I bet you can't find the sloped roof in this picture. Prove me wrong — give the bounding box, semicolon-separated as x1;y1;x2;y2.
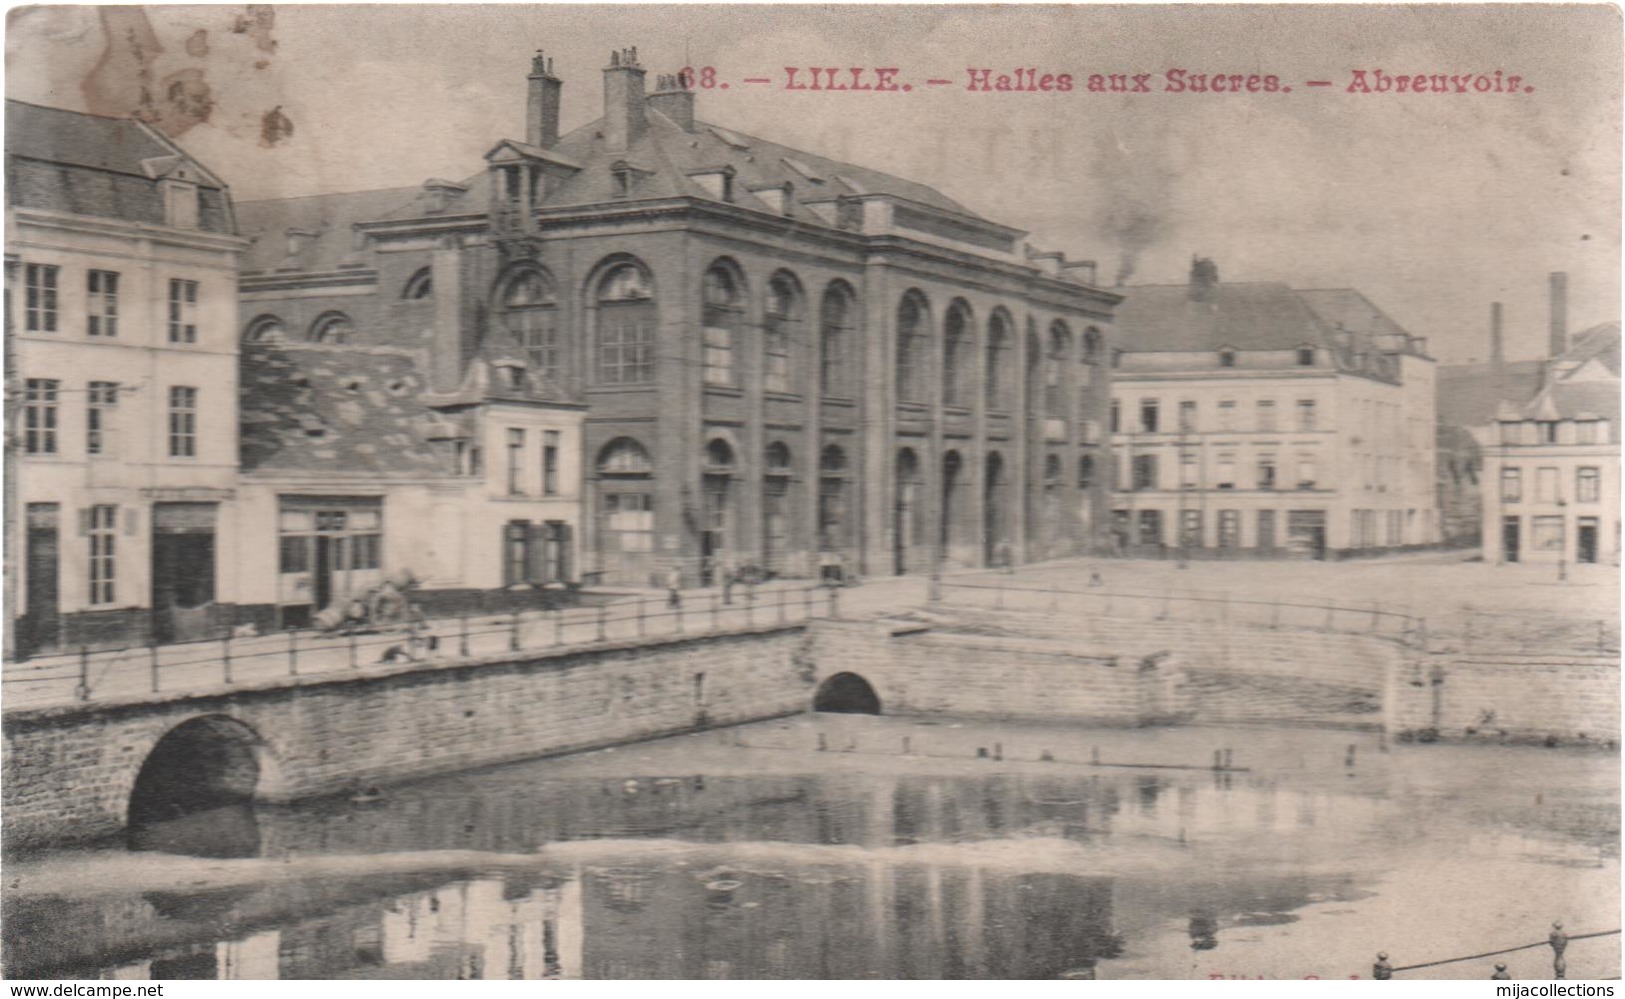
1112;282;1333;353
6;99;177;176
1295;288;1414;346
1436;361;1546;429
234;95;988;264
236;186;418;272
240;343;447;476
1562;321;1622;375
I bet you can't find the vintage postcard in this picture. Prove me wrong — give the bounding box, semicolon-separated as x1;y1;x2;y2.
1;3;1620;984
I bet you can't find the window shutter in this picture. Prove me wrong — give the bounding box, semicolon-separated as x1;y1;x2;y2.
77;508;90;537
123;508;139;536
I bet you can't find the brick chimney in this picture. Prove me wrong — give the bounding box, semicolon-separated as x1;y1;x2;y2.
1549;271;1568;358
601;47;647;150
1188;255;1219;302
527;50;562;149
647;72;695;132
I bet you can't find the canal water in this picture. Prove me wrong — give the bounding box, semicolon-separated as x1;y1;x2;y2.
4;716;1618;980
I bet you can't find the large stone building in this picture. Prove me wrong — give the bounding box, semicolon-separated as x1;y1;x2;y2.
1108;259;1439;558
5;100;249;654
1482;319;1620;567
233;49;1119;591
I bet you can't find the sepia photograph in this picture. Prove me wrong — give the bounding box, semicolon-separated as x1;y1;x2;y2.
1;2;1620;983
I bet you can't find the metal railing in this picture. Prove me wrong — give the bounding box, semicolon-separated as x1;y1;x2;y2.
938;578;1426;644
2;582;839;710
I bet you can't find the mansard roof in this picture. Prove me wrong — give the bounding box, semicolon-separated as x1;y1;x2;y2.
235;96;999;273
5;99;234;233
236;186;419;272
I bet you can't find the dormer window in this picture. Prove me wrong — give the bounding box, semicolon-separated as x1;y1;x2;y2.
1218;348;1237;368
498;362;527;391
1297;346;1316;366
689;166;736;203
752;182;794;216
162;178;201;229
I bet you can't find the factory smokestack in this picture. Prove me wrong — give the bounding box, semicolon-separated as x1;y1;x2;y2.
1549;272;1568;358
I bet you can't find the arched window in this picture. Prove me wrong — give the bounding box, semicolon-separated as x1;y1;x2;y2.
310;312;353;344
765;441;793;473
764;273;800;394
943;301;973;407
896;292;929;404
818;444;849;554
1083;328;1103;364
820;283;855;397
763;441;793;571
596;437;653;585
598;437;652;474
244;315;286;344
701;266;741;387
595;262;656;385
704;438;736;471
1045;323;1072;418
985;310;1013;411
500;269;559;382
403;268;432;300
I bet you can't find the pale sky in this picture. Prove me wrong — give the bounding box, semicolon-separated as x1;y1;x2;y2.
7;4;1620;364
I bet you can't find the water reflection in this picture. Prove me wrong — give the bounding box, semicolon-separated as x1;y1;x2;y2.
5;721;1617;980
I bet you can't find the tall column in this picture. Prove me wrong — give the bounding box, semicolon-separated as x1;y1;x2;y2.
859;260;892;577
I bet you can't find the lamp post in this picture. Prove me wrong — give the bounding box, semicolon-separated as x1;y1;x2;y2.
1557;496;1568;583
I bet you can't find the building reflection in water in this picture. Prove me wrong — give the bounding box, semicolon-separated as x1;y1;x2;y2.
85;860;1120;981
6;765;1448;980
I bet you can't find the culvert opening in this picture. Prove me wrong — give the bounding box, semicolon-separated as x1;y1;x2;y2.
127;715;265;858
812;672;882;714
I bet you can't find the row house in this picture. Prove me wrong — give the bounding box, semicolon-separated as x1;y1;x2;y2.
1108;258;1439;558
233;49;1119;591
5;100;248;654
1482;320;1619;567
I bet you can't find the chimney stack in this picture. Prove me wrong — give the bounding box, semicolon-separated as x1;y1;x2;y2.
1549;271;1568;358
1490;301;1505;366
602;47;647;150
647;72;696;132
527;50;563;149
1188;255;1219;302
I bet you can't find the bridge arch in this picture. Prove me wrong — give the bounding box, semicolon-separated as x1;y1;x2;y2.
126;714;282;856
812;672;882;714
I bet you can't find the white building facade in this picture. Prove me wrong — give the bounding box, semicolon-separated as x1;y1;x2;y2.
1108;261;1439;558
1482;322;1620;568
6;100;248;653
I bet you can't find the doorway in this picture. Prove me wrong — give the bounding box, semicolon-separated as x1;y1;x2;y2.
151;503;218;643
23;503;60;655
1578;517;1599;564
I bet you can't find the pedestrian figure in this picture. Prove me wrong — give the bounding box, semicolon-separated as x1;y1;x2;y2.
1372;953;1392;980
1089;570;1105;587
997;539;1015;574
665;563;683;609
1550;922;1568;979
1490;963;1511;980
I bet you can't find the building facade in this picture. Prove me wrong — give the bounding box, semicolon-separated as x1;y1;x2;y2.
5;100;248;654
233;50;1118;590
1482;321;1620;568
1108;260;1439;558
